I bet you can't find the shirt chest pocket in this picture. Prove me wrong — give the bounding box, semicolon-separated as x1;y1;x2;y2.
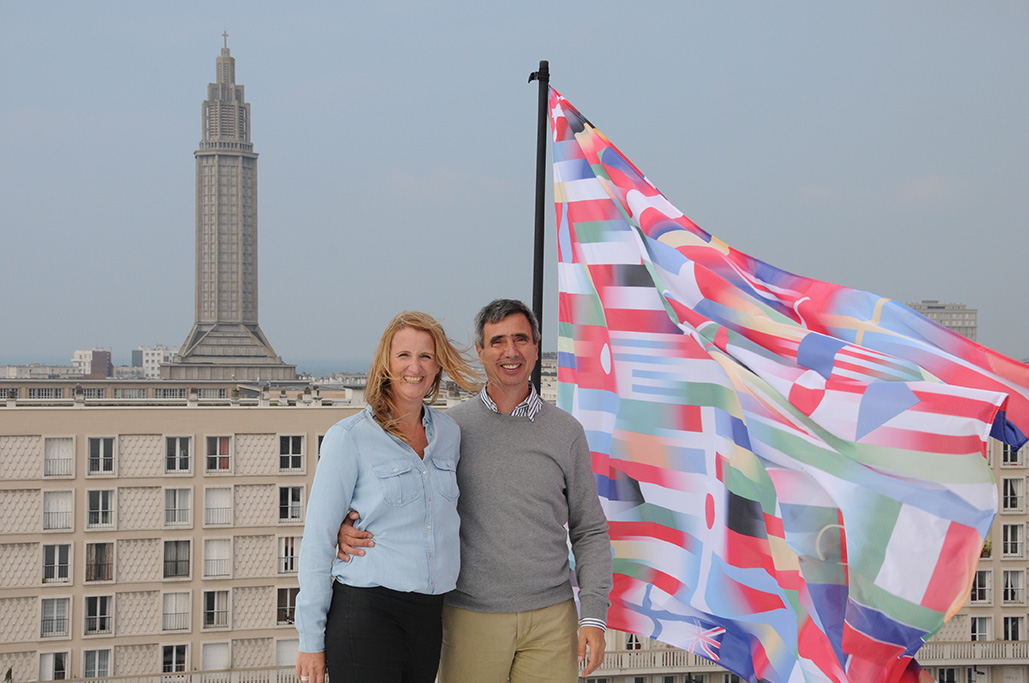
430;458;459;500
372;459;423;506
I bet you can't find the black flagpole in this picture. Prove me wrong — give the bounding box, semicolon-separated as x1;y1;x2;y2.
528;60;549;391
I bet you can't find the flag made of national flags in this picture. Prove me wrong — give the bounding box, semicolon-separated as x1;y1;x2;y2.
551;85;1029;683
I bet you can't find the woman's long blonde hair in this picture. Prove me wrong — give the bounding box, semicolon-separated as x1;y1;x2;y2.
366;311;481;443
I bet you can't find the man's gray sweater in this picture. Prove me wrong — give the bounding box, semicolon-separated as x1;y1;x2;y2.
445;397;612;625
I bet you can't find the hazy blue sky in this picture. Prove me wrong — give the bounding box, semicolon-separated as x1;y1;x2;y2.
2;2;1026;374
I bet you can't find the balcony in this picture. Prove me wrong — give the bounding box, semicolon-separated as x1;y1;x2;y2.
86;561;114;582
85;615;113;635
204;559;231;577
918;640;1029;666
43;564;70;584
43;511;73;530
205;507;232;525
44;458;74;476
163;611;190;631
40;617;69;638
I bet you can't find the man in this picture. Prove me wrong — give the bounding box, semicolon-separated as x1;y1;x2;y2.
338;299;612;682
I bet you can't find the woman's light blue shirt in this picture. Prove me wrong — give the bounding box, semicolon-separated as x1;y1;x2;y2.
295;404;461;653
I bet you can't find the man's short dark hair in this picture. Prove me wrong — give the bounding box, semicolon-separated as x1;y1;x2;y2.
473;299;541;347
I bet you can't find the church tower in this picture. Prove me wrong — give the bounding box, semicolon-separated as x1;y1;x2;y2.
164;37;296;381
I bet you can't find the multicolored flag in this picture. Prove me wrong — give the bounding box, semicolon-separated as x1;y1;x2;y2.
550;85;1029;682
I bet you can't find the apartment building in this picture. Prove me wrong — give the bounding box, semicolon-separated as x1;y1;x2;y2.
2;378;1024;683
0;379;357;682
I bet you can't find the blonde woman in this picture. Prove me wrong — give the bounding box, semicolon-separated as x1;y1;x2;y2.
295;312;479;683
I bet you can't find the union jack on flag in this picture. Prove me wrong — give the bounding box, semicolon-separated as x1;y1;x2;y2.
550;85;1029;682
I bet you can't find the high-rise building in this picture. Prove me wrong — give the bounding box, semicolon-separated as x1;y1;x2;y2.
908;299;978;341
164;38;295;381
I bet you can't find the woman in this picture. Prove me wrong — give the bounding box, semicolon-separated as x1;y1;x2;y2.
294;311;479;683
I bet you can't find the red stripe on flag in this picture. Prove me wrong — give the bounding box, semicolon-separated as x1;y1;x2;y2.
920;521;983;613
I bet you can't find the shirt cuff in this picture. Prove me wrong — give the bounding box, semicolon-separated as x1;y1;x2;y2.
578;617;607;632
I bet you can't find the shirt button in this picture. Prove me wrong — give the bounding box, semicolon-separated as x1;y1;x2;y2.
426;525;432;530
421;471;427;476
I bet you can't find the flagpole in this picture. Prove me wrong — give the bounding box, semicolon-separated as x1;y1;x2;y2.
528;59;549;391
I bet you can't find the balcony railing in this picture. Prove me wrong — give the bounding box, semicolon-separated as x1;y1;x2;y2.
43;564;70;583
162;611;189;631
165;508;191;525
278;556;297;574
87;510;114;528
43;511;72;530
205;507;231;525
85;615;113;635
44;458;74;476
25;665;304;683
86;561;114;582
164;559;190;578
41;617;69;638
204;559;230;577
203;609;229;629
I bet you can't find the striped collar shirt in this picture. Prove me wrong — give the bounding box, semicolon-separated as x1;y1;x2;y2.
478;382;544;421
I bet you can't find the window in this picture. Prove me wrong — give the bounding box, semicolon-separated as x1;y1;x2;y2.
203;590;229;628
41;597;70;637
626;634;642;650
83;649;111;678
685;676;708;683
44;437;74;477
206;436;231;472
277;587;299;625
278;536;298;574
39;652;68;681
87;437;115;475
1003;443;1024;467
43;491;73;530
971;616;990;641
275;639;299;666
204;539;231;578
87;490;114;528
83;388;105;399
162;645;188;673
205;487;232;525
164;540;190;578
633;678;646;683
162;592;190;631
1004;570;1025;604
85;595;113;635
43;544;70;584
166;437;191;473
1005;616;1024;641
936;669;957;683
279;487;302;521
155;388;187;400
85;542;114;582
202;642;230;671
1003;524;1024;558
165;488;191;526
29;387;63;399
970;570;992;604
1004;478;1025;511
280;435;304;470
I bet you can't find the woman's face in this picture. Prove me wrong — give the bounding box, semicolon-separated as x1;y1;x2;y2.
388;326;440;403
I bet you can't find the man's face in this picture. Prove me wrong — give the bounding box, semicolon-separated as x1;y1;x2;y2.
477;313;539;393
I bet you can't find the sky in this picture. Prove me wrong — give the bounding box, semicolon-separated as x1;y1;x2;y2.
1;2;1026;375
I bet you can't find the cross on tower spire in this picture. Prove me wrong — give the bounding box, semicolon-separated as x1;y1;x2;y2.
222;31;228;48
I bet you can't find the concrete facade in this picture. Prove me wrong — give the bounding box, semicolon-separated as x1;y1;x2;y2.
0;379;354;681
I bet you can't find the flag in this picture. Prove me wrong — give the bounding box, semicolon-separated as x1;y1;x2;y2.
551;85;1029;683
